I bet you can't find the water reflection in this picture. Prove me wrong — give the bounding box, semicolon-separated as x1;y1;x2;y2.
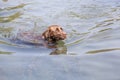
0;26;14;38
2;0;8;2
0;12;21;23
0;3;27;23
50;41;67;55
89;19;115;30
0;3;26;11
0;50;13;54
86;48;120;54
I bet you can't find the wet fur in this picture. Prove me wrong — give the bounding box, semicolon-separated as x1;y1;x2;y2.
42;25;66;43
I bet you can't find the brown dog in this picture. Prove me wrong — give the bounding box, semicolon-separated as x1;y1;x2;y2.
14;25;66;45
42;25;67;43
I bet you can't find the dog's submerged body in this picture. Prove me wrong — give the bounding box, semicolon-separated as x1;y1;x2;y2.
12;25;66;47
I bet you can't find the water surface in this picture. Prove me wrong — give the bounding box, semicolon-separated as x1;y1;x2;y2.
0;0;120;80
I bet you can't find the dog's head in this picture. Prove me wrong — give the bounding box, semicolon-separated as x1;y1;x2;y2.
42;25;67;43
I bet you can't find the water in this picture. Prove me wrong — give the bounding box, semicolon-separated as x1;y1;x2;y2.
0;0;120;80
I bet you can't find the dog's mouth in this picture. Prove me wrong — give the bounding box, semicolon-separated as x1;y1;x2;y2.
50;35;66;41
46;33;66;42
59;34;67;40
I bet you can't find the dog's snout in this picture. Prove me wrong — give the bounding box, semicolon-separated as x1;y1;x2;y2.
63;31;67;35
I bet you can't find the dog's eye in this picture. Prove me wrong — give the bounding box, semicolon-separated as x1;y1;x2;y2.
56;28;60;31
49;30;52;32
60;28;63;30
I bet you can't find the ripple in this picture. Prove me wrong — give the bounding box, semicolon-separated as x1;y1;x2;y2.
86;48;120;54
0;3;26;11
0;50;13;55
0;12;22;23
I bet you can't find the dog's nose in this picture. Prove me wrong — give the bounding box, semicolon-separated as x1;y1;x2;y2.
63;31;67;35
61;32;67;40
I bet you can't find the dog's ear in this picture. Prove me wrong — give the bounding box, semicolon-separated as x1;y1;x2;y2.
48;29;52;33
42;30;48;39
42;32;45;39
42;28;53;40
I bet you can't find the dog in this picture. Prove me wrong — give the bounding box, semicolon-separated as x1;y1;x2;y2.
42;25;67;43
13;25;66;45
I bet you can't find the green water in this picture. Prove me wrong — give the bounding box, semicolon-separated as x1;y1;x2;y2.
0;0;120;80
